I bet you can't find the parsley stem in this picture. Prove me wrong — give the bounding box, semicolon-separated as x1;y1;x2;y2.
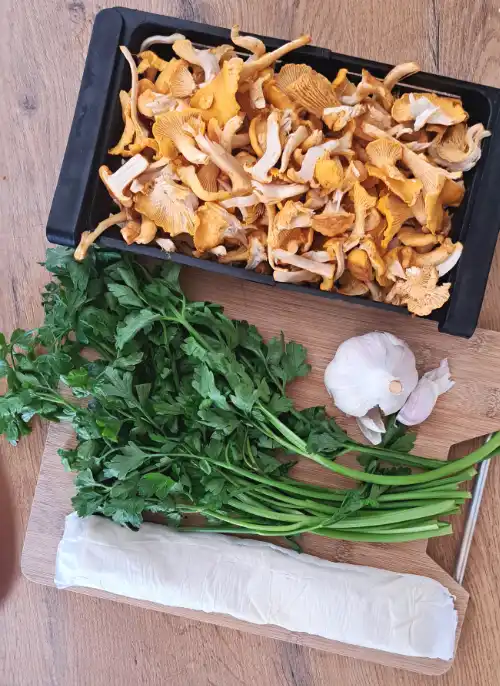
317;525;452;543
161;321;179;393
179;520;453;542
201;511;322;533
248;487;341;514
289;500;455;529
257;404;500;486
174;316;215;353
36;392;75;411
345;442;444;470
389;468;477;492
174;456;345;501
377;490;470;502
228;498;313;522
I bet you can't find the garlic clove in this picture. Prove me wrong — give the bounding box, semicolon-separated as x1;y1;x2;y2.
356;407;386;445
397;359;454;426
324;331;418;417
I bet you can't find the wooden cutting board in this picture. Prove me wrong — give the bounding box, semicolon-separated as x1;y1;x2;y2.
22;267;500;675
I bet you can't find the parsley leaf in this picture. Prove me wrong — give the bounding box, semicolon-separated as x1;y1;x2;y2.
116;310;161;350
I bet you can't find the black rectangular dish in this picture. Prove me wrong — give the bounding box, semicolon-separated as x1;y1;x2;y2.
46;6;500;337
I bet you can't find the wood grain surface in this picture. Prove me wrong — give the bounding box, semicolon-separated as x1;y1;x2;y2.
2;1;500;685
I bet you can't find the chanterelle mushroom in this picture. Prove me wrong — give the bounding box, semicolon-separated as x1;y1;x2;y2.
383;61;420;92
247;111;282;182
177;165;231;201
172;39;220;84
119;47;151;149
252;180;309;204
342;69;393;110
312;201;354;237
75;211;127;262
230;25;266;60
134;170;199;236
194;202;246;252
386;266;451;316
377;193;414;248
288;137;352;184
345;182;377;249
276;63;339;117
430;122;491;172
270;201;314;253
88;37;490;317
109;91;135;156
140;33;186;52
240;35;312;80
392;93;467;131
195;134;252;194
190;58;243;125
273;248;336;281
153;110;208;165
99;154;149;208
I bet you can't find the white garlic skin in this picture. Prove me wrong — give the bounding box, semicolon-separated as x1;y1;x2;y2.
397;359;454;426
324;331;419;417
356;407;386;445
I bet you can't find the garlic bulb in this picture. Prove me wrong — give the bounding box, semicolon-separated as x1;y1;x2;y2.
397;359;454;426
356;407;386;445
324;331;418;417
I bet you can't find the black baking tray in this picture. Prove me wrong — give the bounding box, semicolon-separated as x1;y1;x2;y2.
46;6;500;337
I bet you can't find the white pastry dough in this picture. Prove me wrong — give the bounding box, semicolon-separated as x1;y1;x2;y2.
55;513;457;660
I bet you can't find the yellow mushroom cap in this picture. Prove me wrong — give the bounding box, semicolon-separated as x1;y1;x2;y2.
172;39;220;84
386;265;451;316
312;203;354;237
153;110;208;164
134;173;198;237
347;249;373;282
176;165;230;202
137;50;170;74
190;58;243;125
392;93;467;130
366;164;422;207
377;193;414;248
276;62;339;117
338;272;370;297
193;202;246;252
271;200;314;252
398;227;440;248
346;182;377;248
155;58;196;98
366;138;405;179
360;237;386;283
314;156;344;192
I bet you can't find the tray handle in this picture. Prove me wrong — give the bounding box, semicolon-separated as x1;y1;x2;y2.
46;9;124;246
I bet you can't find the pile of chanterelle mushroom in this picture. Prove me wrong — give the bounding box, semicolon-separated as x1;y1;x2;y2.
75;27;491;316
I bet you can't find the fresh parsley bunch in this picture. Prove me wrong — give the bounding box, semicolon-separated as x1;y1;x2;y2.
0;247;492;542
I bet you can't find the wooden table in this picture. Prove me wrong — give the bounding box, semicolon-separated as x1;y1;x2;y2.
1;1;500;684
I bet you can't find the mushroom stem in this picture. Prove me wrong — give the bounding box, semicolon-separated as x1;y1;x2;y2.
140;34;186;52
74;211;127;262
240;35;311;80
